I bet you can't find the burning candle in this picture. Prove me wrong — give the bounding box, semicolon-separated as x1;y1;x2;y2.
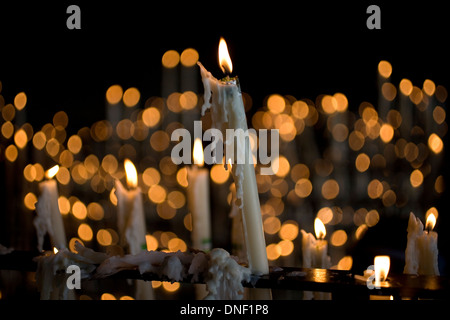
369;255;393;300
34;165;67;251
186;138;212;251
197;38;268;275
404;212;439;275
115;159;147;255
374;255;390;286
301;218;331;269
115;159;154;300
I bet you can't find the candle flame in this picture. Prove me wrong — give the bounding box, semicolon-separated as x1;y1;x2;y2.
193;138;204;167
124;159;138;189
53;247;59;254
314;218;326;240
45;165;59;179
425;213;436;231
218;37;233;74
374;255;390;283
227;158;232;170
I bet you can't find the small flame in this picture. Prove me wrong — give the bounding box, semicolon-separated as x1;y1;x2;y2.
45;165;60;179
374;255;390;283
193;138;204;167
425;213;436;231
314;218;326;240
218;37;233;74
53;247;59;254
227;158;233;170
124;159;138;189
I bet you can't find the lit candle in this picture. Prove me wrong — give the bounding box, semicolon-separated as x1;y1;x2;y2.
301;218;331;269
374;255;390;286
34;165;67;251
115;159;147;255
197;38;268;275
404;212;439;275
186;138;212;251
115;159;154;300
370;255;393;300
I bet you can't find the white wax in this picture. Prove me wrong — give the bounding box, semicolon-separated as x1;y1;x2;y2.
35;249;71;300
198;62;268;275
301;230;330;269
115;179;154;299
115;180;147;255
187;166;212;251
229;184;247;264
417;230;439;275
404;212;439;275
34;179;67;251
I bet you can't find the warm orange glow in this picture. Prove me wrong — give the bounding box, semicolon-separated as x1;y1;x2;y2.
267;94;286;114
314;218;326;240
180;48;199;67
426;213;436;231
374;255;390;283
410;169;424;188
321;179;339;200
378;60;392;79
123;87;140;108
193;138;204;166
423;79;436;96
78;223;93;241
162;50;180;68
146;234;158;251
399;78;413;96
218;37;233;74
53;247;59;254
379;123;394;143
106;85;123;104
124;159;138;189
14;129;28;149
210;164;230;184
330;230;347;247
14;92;27;111
428;133;443;154
24;192;38;210
162;282;180;292
45;165;59;179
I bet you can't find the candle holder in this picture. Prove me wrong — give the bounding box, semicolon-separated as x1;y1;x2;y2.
1;250;449;300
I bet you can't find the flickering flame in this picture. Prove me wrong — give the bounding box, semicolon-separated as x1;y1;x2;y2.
218;37;233;74
193;138;204;167
53;247;59;254
425;213;436;231
227;158;233;170
124;159;138;189
45;165;60;179
374;255;390;283
314;218;326;240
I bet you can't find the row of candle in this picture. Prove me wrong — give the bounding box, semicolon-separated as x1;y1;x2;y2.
0;38;442;300
0;77;442;248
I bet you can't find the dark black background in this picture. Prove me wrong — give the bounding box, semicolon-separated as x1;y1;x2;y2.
0;1;448;128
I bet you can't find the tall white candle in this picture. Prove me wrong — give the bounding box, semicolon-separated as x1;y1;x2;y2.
115;159;154;299
404;212;439;275
186;138;212;251
197;39;268;275
34;165;67;251
115;159;147;255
